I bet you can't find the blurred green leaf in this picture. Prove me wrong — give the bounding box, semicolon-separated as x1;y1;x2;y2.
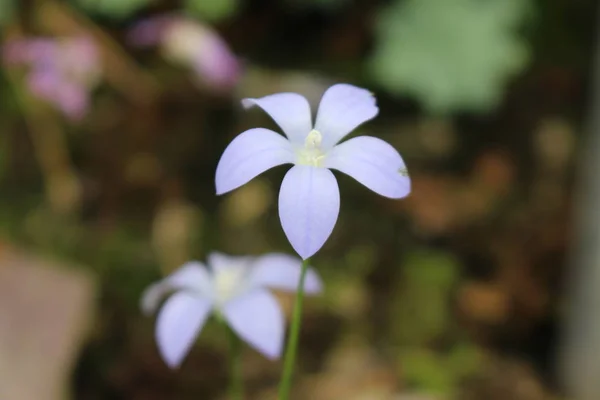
400;348;456;395
185;0;238;22
75;0;151;19
0;0;15;26
404;250;460;288
370;0;532;113
343;244;377;275
446;343;482;379
0;135;8;189
390;250;460;345
399;345;482;395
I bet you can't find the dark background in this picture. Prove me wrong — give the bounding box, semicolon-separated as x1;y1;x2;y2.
0;0;596;399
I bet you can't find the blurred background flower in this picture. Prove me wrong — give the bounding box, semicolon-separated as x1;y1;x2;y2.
3;36;101;120
128;15;241;91
141;253;321;367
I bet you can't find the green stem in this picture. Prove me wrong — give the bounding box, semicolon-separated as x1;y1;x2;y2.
278;257;311;400
227;326;243;400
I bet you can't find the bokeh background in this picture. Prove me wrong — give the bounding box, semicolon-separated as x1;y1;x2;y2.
0;0;597;399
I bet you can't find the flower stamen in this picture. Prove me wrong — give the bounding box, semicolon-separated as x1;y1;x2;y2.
305;129;322;149
297;130;326;167
214;267;246;306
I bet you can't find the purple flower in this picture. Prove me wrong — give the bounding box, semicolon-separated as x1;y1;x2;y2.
141;252;322;368
3;36;101;120
128;15;240;89
215;84;411;259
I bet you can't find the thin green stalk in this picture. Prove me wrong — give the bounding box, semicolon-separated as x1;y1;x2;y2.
278;257;310;400
227;326;243;400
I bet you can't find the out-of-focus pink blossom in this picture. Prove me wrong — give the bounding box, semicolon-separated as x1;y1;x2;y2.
2;36;101;120
128;15;241;90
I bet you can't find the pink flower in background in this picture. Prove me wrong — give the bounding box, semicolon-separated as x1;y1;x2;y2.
141;252;322;368
128;15;241;90
3;36;101;120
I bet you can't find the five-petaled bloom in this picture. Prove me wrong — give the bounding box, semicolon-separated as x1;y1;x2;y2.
141;252;322;368
215;84;411;259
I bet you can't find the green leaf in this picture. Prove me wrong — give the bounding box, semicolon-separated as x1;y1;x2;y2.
0;130;7;182
0;0;15;27
389;250;460;345
370;0;532;114
185;0;238;22
446;343;482;379
75;0;151;19
400;348;457;394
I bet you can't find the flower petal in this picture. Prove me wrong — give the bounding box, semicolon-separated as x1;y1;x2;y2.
55;82;88;120
155;292;212;368
242;93;312;144
222;289;284;359
189;25;240;89
279;165;340;259
141;261;211;314
3;38;57;65
325;136;411;199
249;253;323;294
216;128;294;195
208;252;253;274
207;252;235;273
314;84;379;149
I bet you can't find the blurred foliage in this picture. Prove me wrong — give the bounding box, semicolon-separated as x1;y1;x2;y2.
0;134;7;183
370;0;532;113
390;250;459;345
184;0;239;22
400;349;453;395
286;0;350;11
74;0;151;19
0;0;15;26
388;250;483;397
400;344;482;396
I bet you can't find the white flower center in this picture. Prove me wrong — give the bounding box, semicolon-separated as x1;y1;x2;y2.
296;130;326;167
213;266;247;306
